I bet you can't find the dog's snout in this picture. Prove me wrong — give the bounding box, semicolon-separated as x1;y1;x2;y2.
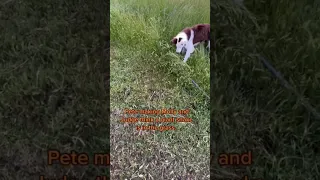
181;47;187;54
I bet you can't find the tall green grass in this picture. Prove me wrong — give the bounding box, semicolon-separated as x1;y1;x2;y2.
111;0;210;94
110;0;210;178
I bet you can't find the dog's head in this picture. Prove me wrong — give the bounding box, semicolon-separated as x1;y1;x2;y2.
171;33;188;54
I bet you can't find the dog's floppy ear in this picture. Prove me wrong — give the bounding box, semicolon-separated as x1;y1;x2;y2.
195;24;205;30
171;37;178;44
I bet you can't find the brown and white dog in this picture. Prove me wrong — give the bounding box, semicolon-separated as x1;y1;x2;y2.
171;24;210;63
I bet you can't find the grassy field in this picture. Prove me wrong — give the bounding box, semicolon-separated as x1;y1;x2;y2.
212;0;320;179
2;0;319;179
0;0;109;179
110;0;210;179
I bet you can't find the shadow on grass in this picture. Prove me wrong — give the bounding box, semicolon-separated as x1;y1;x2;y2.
211;0;320;179
0;0;109;179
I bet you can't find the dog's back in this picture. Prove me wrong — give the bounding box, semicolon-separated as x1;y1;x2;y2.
192;24;210;43
182;24;210;44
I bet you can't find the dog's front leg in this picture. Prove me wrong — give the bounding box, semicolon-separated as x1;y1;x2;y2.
183;50;191;63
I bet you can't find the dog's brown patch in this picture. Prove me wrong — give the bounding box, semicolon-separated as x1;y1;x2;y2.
182;24;210;44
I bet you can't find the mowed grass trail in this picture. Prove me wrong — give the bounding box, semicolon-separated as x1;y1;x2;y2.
212;0;320;179
110;0;210;179
0;0;109;179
